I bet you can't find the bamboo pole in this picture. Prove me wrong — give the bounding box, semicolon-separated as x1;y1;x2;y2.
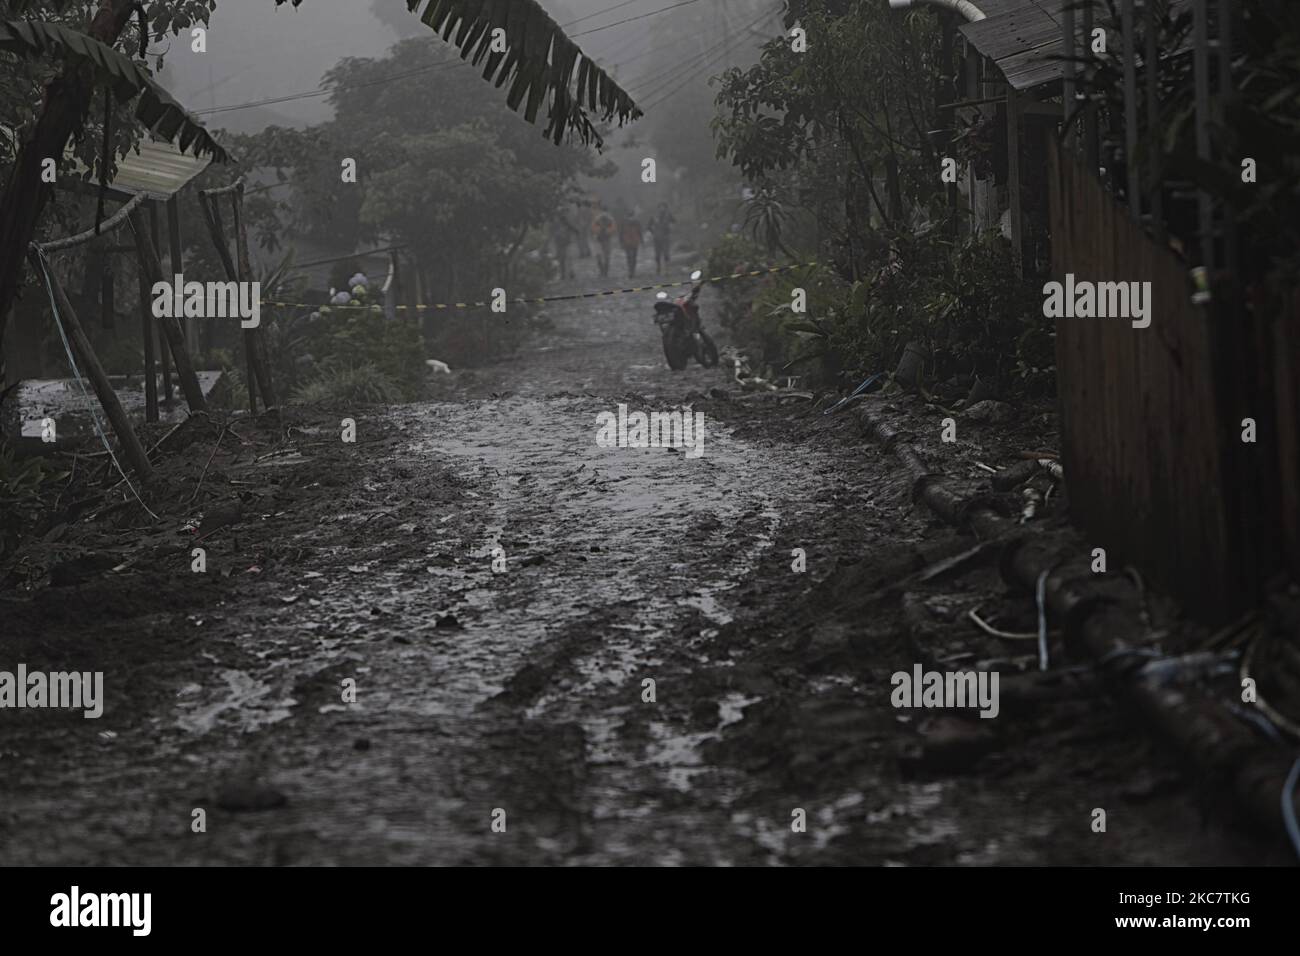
197;191;257;413
166;196;195;357
149;203;172;405
232;183;277;408
128;210;207;414
138;253;157;422
27;249;153;482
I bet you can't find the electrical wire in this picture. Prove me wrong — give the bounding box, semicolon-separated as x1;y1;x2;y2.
636;4;779;109
196;0;703;117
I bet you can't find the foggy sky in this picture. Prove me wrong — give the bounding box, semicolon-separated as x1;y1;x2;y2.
160;0;773;135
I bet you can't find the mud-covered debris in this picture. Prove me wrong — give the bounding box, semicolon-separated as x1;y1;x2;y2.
48;553;118;587
708;387;731;401
197;500;244;537
215;782;287;812
964;400;1014;424
900;716;999;775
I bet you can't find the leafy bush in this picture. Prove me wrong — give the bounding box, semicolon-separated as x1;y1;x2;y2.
292;361;402;407
715;229;1051;394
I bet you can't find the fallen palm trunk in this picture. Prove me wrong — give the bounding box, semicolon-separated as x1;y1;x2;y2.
857;404;1300;844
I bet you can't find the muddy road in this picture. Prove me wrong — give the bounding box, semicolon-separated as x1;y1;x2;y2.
0;255;1283;866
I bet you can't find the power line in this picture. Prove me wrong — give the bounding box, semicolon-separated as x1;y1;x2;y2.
567;0;701;38
561;0;641;28
196;0;702;118
635;5;776;108
639;12;771;112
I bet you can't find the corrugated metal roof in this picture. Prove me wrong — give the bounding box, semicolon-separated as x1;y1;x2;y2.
64;137;212;201
960;0;1070;92
962;0;1192;93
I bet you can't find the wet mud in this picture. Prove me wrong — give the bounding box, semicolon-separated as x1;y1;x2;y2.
0;255;1285;865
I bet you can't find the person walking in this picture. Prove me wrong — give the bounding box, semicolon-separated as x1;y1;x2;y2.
576;199;594;259
591;202;616;278
649;202;675;275
620;209;643;279
549;212;579;280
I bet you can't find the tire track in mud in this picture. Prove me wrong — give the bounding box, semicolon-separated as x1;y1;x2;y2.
383;396;846;863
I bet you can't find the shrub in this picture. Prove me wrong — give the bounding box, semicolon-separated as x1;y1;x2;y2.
293;361;402;407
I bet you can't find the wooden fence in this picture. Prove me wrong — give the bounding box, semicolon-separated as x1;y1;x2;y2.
1049;139;1299;623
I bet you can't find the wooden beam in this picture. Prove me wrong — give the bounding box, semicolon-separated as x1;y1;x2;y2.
1193;0;1214;270
28;249;152;482
129;209;207;414
1144;0;1164;242
149;202;172;405
1082;0;1099;170
197;191;256;413
232;183;278;408
1007;86;1024;277
166;195;194;357
138;249;157;423
1122;0;1140;221
1062;3;1076;148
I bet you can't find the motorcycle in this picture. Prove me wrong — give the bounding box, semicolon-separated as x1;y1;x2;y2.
653;270;719;371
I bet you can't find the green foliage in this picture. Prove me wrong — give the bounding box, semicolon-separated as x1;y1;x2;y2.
238;34;613;307
0;447;67;558
292;360;401;407
705;232;766;331
1073;1;1300;282
304;300;425;402
0;446;64;500
716;230;1049;394
0;12;224;161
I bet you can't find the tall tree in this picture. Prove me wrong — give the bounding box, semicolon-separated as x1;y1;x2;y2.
0;0;639;387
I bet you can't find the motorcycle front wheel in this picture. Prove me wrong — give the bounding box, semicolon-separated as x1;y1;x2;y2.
695;330;719;368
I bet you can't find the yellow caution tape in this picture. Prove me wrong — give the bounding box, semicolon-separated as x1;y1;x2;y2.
261;262;818;313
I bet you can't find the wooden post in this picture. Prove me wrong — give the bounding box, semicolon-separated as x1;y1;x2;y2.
166;196;194;358
1193;0;1214;271
1007;86;1023;277
232;183;277;408
129;210;207;414
1082;0;1099;170
138;254;157;422
29;249;153;482
1121;0;1140;221
1144;0;1164;243
1063;2;1076;149
197;192;257;413
149;202;172;405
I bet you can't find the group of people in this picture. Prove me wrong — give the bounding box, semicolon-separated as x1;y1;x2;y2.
549;199;676;281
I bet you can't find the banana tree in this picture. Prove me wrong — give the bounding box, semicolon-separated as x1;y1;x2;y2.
0;0;640;387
